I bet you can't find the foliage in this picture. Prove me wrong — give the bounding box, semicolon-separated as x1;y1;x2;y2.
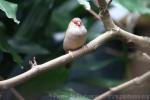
50;87;90;100
0;0;148;99
115;0;150;14
0;33;22;63
77;0;91;10
0;0;19;23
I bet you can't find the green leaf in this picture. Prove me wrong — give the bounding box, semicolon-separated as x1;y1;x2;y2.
0;0;19;23
51;0;78;30
77;0;91;10
0;34;22;64
50;87;90;100
9;39;49;55
73;55;117;71
115;0;150;14
74;76;125;88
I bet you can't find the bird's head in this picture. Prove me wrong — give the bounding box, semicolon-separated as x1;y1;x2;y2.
66;17;87;36
71;18;82;27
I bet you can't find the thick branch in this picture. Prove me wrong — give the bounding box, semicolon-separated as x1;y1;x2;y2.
0;30;115;90
94;0;150;99
118;29;150;50
0;27;150;91
97;0;116;30
94;71;150;100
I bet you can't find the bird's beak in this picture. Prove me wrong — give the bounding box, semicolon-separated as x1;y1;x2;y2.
77;21;81;26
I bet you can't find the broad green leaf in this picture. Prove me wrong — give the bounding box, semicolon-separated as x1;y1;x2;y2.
0;34;22;64
9;39;49;55
0;0;19;23
51;0;78;30
50;87;90;100
77;0;91;10
15;0;53;39
115;0;150;14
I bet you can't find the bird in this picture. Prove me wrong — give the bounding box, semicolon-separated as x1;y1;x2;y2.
63;17;87;68
63;17;87;51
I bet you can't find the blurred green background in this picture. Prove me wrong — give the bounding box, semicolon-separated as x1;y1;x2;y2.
0;0;150;99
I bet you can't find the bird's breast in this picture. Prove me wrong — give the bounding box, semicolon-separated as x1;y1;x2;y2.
63;25;87;51
63;33;86;51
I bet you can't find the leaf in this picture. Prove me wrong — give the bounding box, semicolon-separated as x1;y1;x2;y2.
74;76;125;88
0;34;22;64
0;0;19;23
72;54;117;71
88;21;105;41
51;0;78;30
8;39;49;55
115;0;150;14
49;87;90;100
77;0;91;10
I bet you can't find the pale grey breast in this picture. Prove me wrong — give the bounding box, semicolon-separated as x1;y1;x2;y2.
63;24;87;51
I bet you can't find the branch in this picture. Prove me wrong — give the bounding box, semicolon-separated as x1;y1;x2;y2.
0;30;116;91
96;0;150;52
94;0;150;99
97;0;116;30
94;71;150;100
86;9;101;20
118;28;150;51
0;27;150;91
0;76;25;100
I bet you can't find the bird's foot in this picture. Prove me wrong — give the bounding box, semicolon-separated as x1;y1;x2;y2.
83;45;88;49
68;51;74;58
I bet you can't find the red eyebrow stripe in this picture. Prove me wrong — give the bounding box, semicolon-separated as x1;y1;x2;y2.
72;19;78;23
72;19;81;26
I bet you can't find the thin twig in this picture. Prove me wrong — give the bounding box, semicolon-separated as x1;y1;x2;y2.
86;9;101;20
94;71;150;100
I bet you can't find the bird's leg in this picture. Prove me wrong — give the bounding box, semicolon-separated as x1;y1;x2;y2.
68;45;88;58
83;45;88;49
68;51;74;58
